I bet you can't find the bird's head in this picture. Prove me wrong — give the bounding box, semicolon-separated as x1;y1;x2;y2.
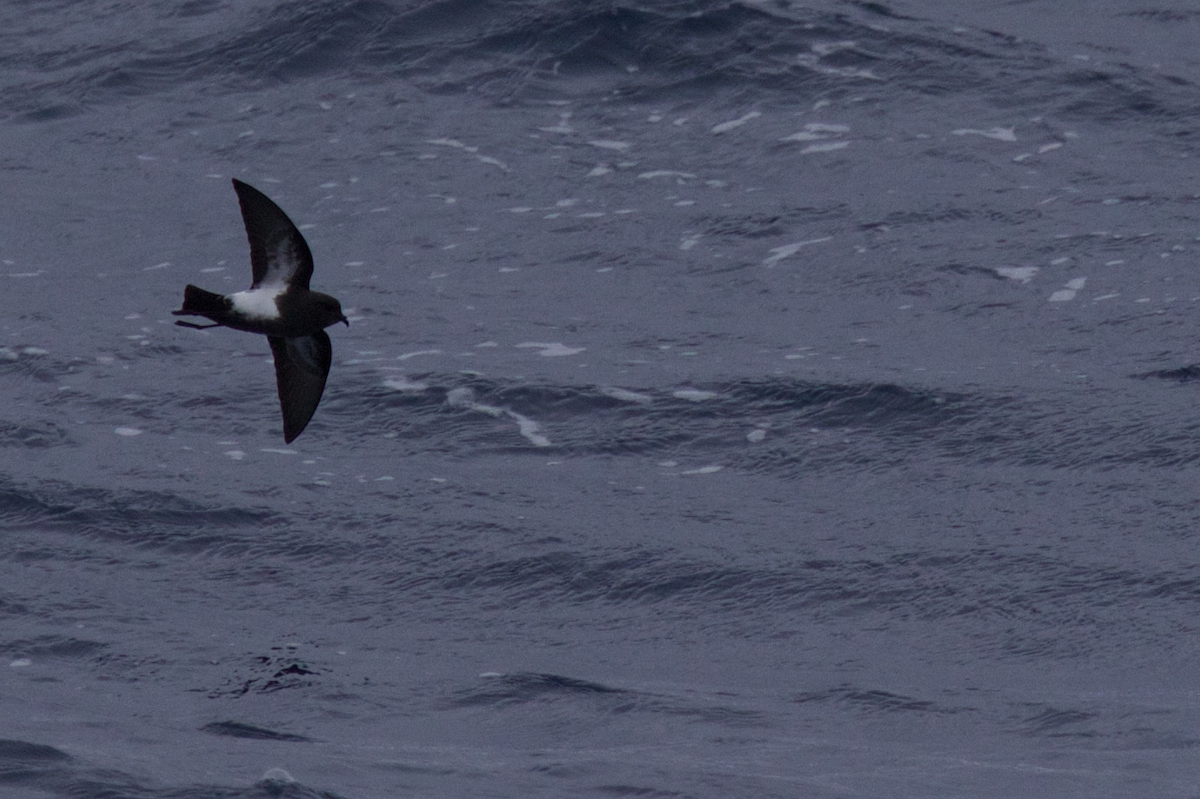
314;293;349;329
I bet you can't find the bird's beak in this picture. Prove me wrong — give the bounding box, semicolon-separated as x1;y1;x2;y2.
341;316;350;327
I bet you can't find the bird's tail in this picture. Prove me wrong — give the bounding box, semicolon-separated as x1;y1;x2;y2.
175;284;227;317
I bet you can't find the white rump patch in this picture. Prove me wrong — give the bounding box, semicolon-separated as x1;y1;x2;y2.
229;288;282;320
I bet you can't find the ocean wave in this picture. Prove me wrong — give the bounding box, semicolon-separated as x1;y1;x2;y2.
7;0;1194;123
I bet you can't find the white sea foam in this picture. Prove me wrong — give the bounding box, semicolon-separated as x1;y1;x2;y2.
477;155;509;171
516;342;585;357
710;111;761;134
673;389;717;401
800;141;851;154
996;266;1038;283
383;376;428;392
1049;277;1087;302
261;769;295;784
446;387;552;447
952;127;1017;141
638;170;696;180
512;414;552;448
589;139;631;151
763;237;833;266
398;349;442;360
601;387;653;404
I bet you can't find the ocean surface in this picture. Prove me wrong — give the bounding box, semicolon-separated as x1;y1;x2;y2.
4;1;1200;796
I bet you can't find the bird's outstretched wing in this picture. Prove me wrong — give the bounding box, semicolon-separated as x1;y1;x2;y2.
268;332;331;443
233;179;314;291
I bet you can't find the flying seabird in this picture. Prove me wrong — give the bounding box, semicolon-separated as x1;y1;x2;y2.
173;178;348;443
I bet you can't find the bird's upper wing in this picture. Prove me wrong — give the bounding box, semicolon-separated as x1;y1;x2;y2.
233;179;314;291
268;332;332;443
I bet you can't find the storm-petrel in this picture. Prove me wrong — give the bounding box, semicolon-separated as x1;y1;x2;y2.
173;179;348;443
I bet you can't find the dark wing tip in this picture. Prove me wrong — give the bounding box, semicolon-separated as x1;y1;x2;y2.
269;333;332;444
231;177;268;207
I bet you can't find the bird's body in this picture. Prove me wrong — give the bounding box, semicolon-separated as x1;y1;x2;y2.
173;179;347;443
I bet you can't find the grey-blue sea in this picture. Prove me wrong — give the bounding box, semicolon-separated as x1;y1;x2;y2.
4;1;1200;796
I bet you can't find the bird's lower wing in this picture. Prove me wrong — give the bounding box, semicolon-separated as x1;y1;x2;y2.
268;332;332;443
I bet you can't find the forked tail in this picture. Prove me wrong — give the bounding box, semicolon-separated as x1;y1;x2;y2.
174;284;227;318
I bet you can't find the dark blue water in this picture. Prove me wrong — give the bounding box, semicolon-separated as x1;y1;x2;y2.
5;1;1200;796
